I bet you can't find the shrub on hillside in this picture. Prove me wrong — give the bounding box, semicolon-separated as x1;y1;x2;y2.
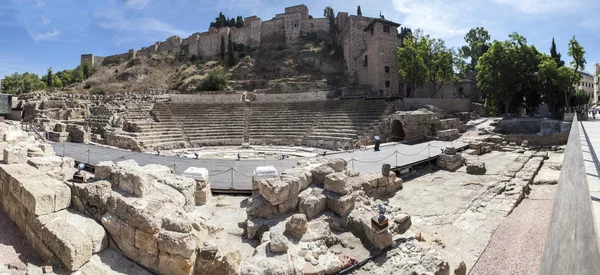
275;43;286;51
91;87;106;95
84;82;92;89
198;68;229;91
303;43;313;50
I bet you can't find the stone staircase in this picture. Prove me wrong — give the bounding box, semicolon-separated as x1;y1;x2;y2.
115;99;391;151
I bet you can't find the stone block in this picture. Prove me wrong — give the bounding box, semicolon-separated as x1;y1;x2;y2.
38;144;54;154
135;229;158;256
285;214;307;238
326;158;347;172
38;214;94;271
162;210;193;233
381;164;391;176
158;252;196;275
3;147;27;164
26;156;62;172
269;230;289;253
157;231;198;258
325;191;355;217
54;123;67;132
117;168;156;197
282;168;311;189
94;161;114;180
48;131;70;143
258;177;295;206
195;182;211;205
311;164;335;184
20;180;55;216
324;172;349;195
298;188;326;219
466;162;486;175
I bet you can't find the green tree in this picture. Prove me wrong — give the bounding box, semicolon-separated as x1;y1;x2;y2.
228;33;235;66
235;16;244;28
82;60;93;79
57;70;72;89
398;27;412;47
397;32;426;98
198;68;229;91
567;36;586;110
72;66;84;83
476;33;541;115
459;27;491;73
357;5;362;16
550;38;565;67
324;6;336;41
538;54;564;114
220;35;226;61
46;67;53;88
422;36;456;97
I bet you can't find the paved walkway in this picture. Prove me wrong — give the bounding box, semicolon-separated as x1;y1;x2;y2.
52;140;466;191
577;119;600;242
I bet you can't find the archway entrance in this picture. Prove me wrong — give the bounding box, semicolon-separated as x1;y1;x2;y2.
391;120;405;142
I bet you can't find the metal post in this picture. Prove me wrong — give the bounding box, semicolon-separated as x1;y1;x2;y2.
230;168;234;189
395;151;397;167
428;144;431;158
87;149;90;164
352;159;355;171
173;164;176;173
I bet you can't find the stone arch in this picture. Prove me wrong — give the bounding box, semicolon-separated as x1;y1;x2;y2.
391;119;405;141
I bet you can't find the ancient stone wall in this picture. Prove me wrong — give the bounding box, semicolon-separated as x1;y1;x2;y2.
157;36;183;55
402;98;472;113
230;26;253;47
340;16;372;84
283;13;302;43
300;18;329;36
260;19;285;45
284;4;309;20
503;131;569;146
390;110;440;141
101;53;129;66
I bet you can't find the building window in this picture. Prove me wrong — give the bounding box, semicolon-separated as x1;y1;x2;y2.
385;81;390;88
364;55;368;66
385;66;390;73
383;25;390;33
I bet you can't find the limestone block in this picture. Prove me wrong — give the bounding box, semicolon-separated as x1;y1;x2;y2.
324;172;349;195
60;210;108;253
94;161;115;180
392;214;412;234
258;177;296;206
298;188;326;219
27;156;62;172
282;168;311;189
48;131;70;143
246;194;280;219
157;231;198;258
466;162;486;175
156;175;196;210
158;252;196;275
311;164;335;184
162;210;193;233
43;177;71;212
108;191;182;234
54;123;67;132
117;168;156;197
269;231;289;253
326;158;347;172
325;191;355;217
277;196;298;214
20;179;55;216
27;146;44;157
38;214;94;271
285;214;307;238
195;182;211;205
4;147;27;164
135;229;158;256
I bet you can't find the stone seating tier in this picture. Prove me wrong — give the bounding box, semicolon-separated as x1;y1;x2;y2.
120;99;388;150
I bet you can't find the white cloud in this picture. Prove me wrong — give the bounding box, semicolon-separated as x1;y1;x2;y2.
492;0;578;14
41;15;50;24
93;8;190;41
392;0;473;40
34;0;44;8
26;26;61;42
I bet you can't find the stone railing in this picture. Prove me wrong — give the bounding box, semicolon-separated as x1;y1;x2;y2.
539;115;600;273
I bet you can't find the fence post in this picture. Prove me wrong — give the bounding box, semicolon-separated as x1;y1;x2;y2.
230;168;234;189
352;159;355;171
395;151;398;167
87;149;90;164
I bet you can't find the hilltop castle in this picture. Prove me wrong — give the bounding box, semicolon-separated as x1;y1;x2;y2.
82;5;403;96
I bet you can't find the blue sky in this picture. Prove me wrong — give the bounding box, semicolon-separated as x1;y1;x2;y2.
1;0;598;78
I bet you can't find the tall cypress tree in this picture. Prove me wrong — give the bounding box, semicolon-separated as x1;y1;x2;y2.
550;38;565;67
357;6;362;16
228;33;235;66
46;67;53;88
220;35;225;61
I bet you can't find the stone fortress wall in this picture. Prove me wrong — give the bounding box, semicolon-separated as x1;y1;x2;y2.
81;5;406;95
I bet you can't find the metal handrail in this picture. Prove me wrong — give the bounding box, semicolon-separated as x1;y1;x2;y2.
539;115;600;274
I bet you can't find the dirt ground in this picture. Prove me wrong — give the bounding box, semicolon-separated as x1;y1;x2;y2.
387;150;562;272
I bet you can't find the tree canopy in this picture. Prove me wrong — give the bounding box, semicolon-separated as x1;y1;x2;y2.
458;27;491;74
209;13;244;29
397;31;426;98
567;36;586;110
